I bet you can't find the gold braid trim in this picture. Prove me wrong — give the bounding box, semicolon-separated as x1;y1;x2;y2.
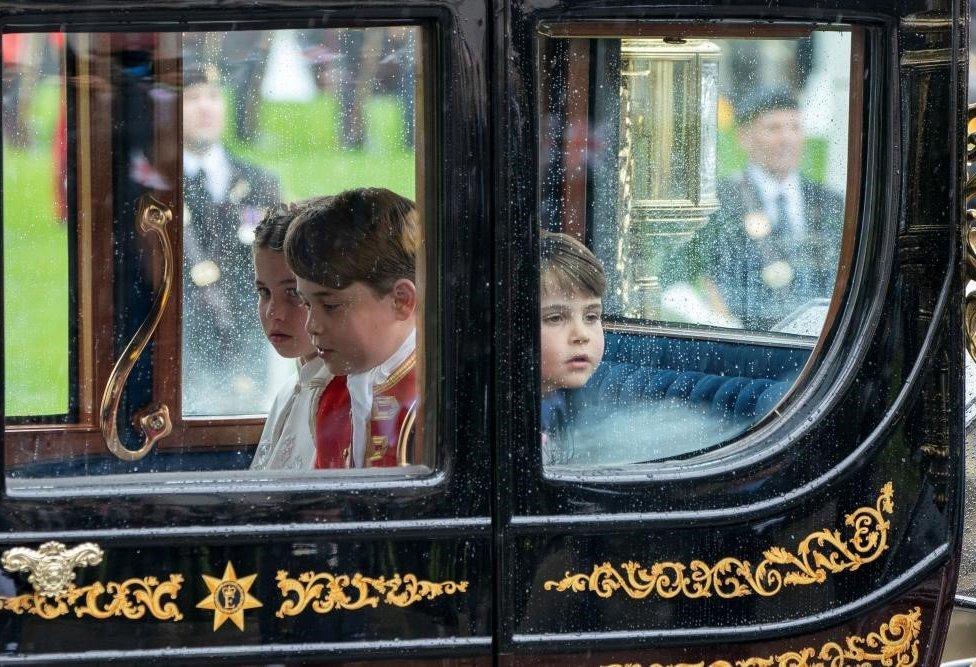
602;606;922;667
546;482;894;600
374;351;417;394
275;570;468;618
0;575;184;621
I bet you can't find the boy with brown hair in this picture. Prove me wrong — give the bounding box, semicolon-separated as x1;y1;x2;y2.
538;231;606;460
539;231;606;398
284;188;419;469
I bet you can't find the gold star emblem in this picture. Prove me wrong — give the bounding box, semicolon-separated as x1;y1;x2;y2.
196;562;262;631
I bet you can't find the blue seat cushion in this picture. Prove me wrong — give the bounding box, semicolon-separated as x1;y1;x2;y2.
585;361;791;423
603;330;808;381
544;361;794;463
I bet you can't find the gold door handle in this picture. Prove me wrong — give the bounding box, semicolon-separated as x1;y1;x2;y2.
1;541;104;597
99;195;174;461
966;104;976;361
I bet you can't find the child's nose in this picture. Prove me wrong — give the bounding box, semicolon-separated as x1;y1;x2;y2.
570;318;590;343
266;298;284;321
304;311;318;335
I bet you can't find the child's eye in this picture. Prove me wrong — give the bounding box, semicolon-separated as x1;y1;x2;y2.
256;286;270;298
585;312;602;323
285;288;302;306
543;313;564;324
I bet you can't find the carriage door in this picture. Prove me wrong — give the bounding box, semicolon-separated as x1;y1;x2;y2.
496;0;965;664
0;3;491;662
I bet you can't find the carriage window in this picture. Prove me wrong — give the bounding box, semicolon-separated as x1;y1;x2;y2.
538;27;857;466
3;27;430;480
2;34;70;420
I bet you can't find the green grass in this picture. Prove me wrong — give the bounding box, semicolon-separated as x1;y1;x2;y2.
3;80;70;417
227;95;415;200
4;85;414;417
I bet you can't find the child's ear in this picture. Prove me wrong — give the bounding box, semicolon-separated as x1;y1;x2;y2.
391;279;417;320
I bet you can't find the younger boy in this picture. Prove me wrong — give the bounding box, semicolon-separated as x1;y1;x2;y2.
539;231;606;455
284;188;419;469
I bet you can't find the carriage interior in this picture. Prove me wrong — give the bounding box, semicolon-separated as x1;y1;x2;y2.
1;24;856;479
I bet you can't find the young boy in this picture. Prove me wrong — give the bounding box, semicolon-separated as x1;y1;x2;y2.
249;199;334;471
284;188;419;469
539;231;606;455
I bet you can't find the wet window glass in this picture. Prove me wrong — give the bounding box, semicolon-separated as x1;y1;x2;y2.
538;28;855;467
962;349;976;601
3;27;428;481
2;34;70;420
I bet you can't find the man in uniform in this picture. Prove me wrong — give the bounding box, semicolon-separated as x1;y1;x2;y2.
182;63;280;415
663;86;844;332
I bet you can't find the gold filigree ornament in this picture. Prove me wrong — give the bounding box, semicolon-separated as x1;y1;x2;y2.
275;570;469;618
546;482;894;600
602;606;922;667
0;576;184;622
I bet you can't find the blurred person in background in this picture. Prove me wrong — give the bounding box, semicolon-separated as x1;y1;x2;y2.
662;86;844;332
325;27;415;150
182;62;280;415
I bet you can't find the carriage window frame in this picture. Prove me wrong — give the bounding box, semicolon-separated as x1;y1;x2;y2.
534;20;865;474
1;18;443;487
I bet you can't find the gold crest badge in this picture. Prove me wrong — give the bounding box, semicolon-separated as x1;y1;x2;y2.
372;395;400;421
196;562;262;631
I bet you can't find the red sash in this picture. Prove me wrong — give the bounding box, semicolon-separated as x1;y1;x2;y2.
314;353;418;469
314;376;352;469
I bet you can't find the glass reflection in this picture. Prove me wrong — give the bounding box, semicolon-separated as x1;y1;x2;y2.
180;28;417;417
2;34;70;419
538;30;853;466
661;84;844;331
4;26;423;479
181;59;281;416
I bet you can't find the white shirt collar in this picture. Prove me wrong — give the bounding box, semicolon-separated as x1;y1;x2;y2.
184;145;232;203
346;330;417;467
296;355;331;389
747;165;804;234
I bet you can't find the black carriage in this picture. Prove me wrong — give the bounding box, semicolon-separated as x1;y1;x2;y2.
0;0;972;664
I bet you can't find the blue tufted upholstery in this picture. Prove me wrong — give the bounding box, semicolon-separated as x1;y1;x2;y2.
592;329;807;422
587;361;793;424
603;330;808;381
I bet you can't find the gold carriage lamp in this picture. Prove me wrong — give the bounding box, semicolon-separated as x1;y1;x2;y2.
616;38;720;319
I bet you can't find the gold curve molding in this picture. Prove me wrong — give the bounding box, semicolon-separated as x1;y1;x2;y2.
602;606;922;667
275;570;469;618
546;482;894;600
99;194;174;461
0;575;184;621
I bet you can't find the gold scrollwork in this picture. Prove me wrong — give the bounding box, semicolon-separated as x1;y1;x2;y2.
275;570;469;618
1;541;104;597
601;606;921;667
546;483;894;600
0;575;184;622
